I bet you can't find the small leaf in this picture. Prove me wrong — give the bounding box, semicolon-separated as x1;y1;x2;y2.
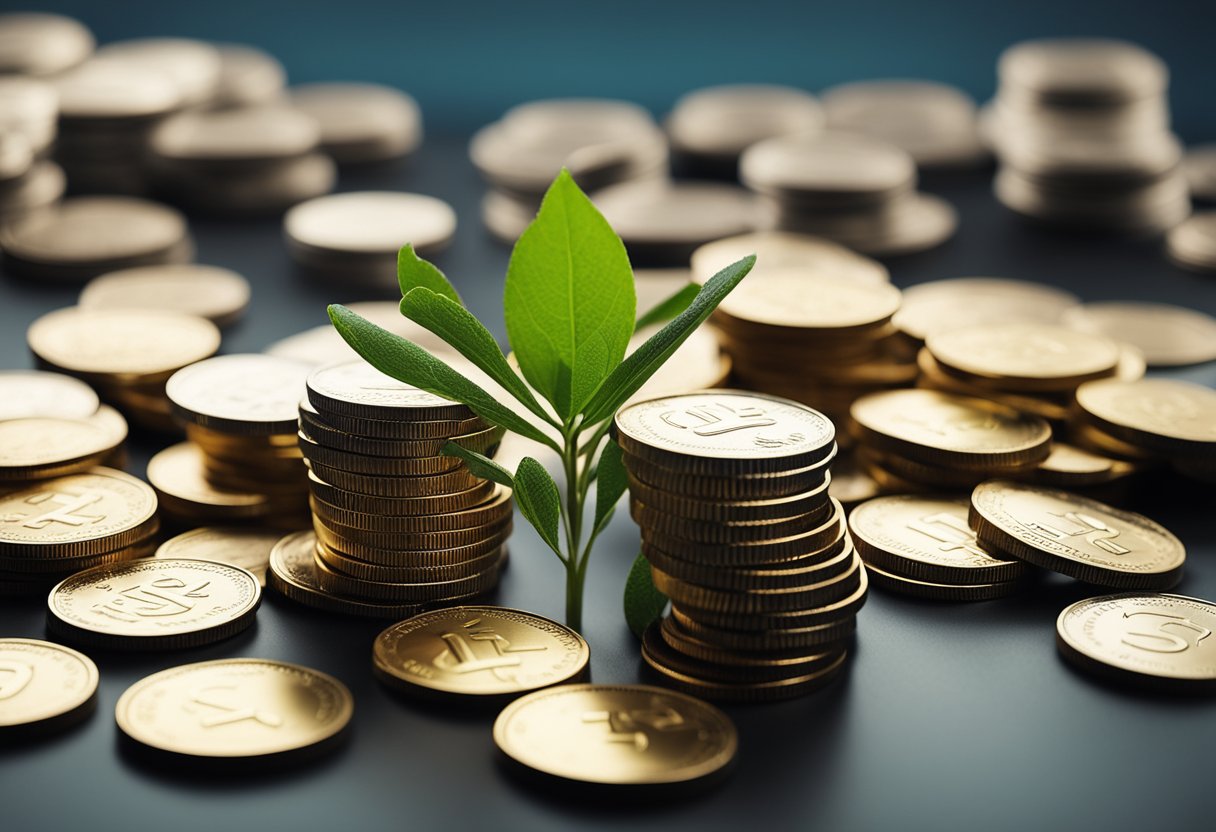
441;442;513;488
329;305;557;450
401;287;556;425
398;244;461;305
624;552;668;639
635;282;700;331
581;254;755;426
513;457;563;557
592;439;627;539
504;169;636;420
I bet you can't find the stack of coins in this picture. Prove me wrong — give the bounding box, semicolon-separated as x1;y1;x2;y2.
0;79;64;224
470;99;667;243
1165;212;1216;273
614;390;866;702
705;271;912;427
0;468;158;597
78;263;252;329
740;132;957;256
665;84;823;180
161;354;313;528
850;389;1053;491
281;360;510;613
988;39;1189;233
283;191;456;288
149;105;335;215
289;83;422;166
691;231;891;288
26;306;220;433
849;495;1032;601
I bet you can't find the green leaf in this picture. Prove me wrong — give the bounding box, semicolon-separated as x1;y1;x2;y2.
581;254;755;426
504;169;636;421
592;439;627;539
398;244;461;305
623;552;668;639
441;442;513;488
635;282;699;331
401;287;556;426
513;457;563;558
329;305;558;451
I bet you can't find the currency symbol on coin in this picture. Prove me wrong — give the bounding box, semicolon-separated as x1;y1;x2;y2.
188;685;284;729
431;616;546;681
659;401;776;436
908;512;987;558
4;488;105;529
582;700;707;752
0;660;34;700
92;577;213;622
1120;612;1212;654
1028;511;1130;556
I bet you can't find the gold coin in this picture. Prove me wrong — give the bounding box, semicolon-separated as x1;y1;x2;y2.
1074;378;1216;458
373;606;589;701
315;541;503;583
1056;593;1216;692
312;513;511;555
926;322;1120;392
115;658;352;759
0;370;99;421
0;638;98;734
0;406;127;481
166;354;313;435
623;446;835;500
493;683;737;786
915;348;1073;422
892;277;1080;341
78;263;251;328
848;495;1029;584
301;406;487;441
630;497;833;545
155;527;283;586
646;535;854;592
863;560;1027;602
854;446;1002;489
47;558;261;650
304;459;480;497
0;468;158;558
300;398;503;458
658;616;844;671
652;553;863;614
613;390;836;474
1029;443;1138;488
297;432;465;476
850;389;1052;470
826;455;881;506
146;443;271;519
970;481;1185;590
309;484;512;532
1061;302;1216;367
28;307;220;382
306;359;473;422
645;620;844;685
714;271;902;334
624;474;830;523
669;607;858;652
0;537;155;575
307;469;495;516
312;547;501;602
316;529;510;568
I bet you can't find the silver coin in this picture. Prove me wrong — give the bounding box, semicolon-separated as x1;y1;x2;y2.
0;77;58;153
998;38;1167;105
0;161;65;222
150;105;320;169
0;12;94;76
667;84;823;158
95;38;222;107
284;190;456;265
158;152;335;217
79;264;252;328
691;231;889;286
212;43;286;108
895;277;1080;341
1184;144;1216;203
289;82;422;164
480;189;535;245
1166;212;1216;273
0;129;33;184
54;58;183;121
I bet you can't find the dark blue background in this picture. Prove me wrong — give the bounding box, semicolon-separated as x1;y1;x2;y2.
21;0;1216;138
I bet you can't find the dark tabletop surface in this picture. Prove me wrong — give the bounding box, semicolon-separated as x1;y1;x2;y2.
1;137;1214;832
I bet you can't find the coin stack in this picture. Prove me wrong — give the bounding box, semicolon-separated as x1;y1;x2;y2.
0;468;158;597
470;99;668;244
740;131;958;256
161;354;313;528
0;79;65;224
278;360;511;614
0;403;128;488
289;82;423;166
988;38;1190;233
148;104;335;216
614;390;866;702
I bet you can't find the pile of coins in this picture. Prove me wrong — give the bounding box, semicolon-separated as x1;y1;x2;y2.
988;38;1190;232
0;469;158;597
471;99;667;243
158;354;312;528
0;81;64;224
267;360;510;617
289;83;423;166
740;131;957;256
27;306;220;433
614;390;866;702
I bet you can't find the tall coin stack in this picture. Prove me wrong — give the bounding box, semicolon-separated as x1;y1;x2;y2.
614;390;866;702
286;360;511;614
160;354;313;528
988;38;1190;233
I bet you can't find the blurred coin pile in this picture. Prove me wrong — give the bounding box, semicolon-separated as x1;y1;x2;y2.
270;359;510;616
615;391;865;702
1166;212;1216;273
158;354;312;528
0;77;63;224
988;38;1189;233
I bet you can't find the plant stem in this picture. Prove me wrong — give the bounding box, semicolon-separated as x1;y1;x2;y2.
562;427;585;631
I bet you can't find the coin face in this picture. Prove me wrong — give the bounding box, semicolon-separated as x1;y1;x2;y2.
716;272;901;332
1057;594;1216;690
0;370;98;420
493;684;737;785
306;360;470;421
0;638;98;731
893;278;1079;341
115;658;352;758
166;354;313;434
79;264;251;327
48;558;261;649
0;197;189;266
0;409;126;477
155;527;281;586
373;606;589;699
927;322;1120;389
284;191;456;256
668;84;823;156
1074;378;1216;451
970;481;1185;589
690;231;889;287
1061;302;1216;367
614;390;835;470
146;443;269;514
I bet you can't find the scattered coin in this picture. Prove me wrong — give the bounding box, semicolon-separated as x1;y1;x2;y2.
79;264;252;328
0;639;98;735
307;359;473;422
289;82;422;164
155;527;282;586
0;407;127;483
691;231;889;287
95;37;222;107
0;76;58;156
212;43;286;108
1073;378;1216;460
1061;302;1216;367
0;370;99;421
894;277;1080;341
0;12;94;76
1165;212;1216;272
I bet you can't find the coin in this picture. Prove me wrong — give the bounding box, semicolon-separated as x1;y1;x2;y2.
307;468;494;516
151;105;319;169
0;639;98;735
79;264;252;328
1056;593;1216;692
306;360;472;422
167;354;313;435
690;231;889;287
115;658;352;759
304;459;480;498
493;683;736;786
1061;302;1216;368
372;606;588;701
95;37;221;106
625;473;830;523
0;407;127;481
623;446;834;500
146;443;272;521
666;84;823;162
284;191;456;265
0;370;99;421
714;272;901;334
310;484;511;532
28;307;220;382
863;560;1027;602
647;534;854;592
213;43;285;107
0;12;93;75
669;607;858;652
289;82;422;164
850;389;1052;470
631;495;834;545
301;400;502;459
927;322;1120;392
970;480;1185;589
1073;378;1216;459
893;277;1080;341
652;554;862;614
1166;212;1216;273
155;527;282;587
1029;443;1137;488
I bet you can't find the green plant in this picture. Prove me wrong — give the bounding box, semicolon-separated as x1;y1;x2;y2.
329;170;754;631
